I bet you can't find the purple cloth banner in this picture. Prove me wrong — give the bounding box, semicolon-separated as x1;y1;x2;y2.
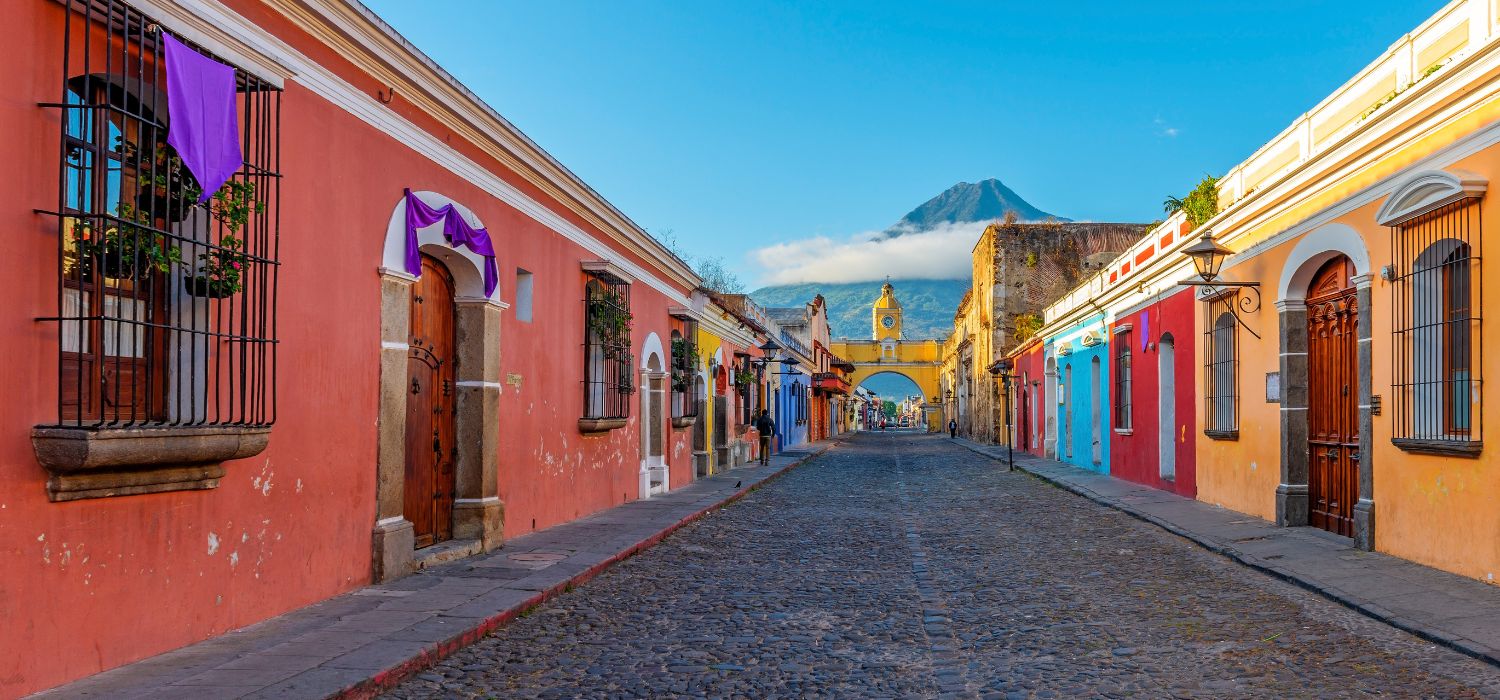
404;189;498;297
1140;311;1150;352
162;32;243;202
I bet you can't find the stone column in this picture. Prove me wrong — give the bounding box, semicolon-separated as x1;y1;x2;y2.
373;270;416;582
451;298;504;552
1276;300;1310;528
1352;278;1376;550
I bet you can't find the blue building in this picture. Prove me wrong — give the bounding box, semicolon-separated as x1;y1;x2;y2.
1048;314;1111;474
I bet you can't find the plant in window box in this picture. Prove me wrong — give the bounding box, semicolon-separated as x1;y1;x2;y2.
72;204;183;281
184;183;264;299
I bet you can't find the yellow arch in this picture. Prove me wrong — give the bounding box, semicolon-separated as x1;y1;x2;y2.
832;339;943;431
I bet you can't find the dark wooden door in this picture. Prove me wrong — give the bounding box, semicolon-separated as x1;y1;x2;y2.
1306;256;1358;538
404;256;457;549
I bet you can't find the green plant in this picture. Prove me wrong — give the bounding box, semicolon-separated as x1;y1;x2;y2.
120;139;203;222
586;289;633;359
1012;312;1043;343
73;203;183;279
671;336;698;390
186;234;248;298
1023;251;1038;268
209;181;264;233
733;368;757;387
1163;175;1221;227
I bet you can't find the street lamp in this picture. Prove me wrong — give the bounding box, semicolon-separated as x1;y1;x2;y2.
989;358;1014;468
1176;229;1263;339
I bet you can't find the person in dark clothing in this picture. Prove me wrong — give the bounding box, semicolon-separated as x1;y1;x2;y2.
948;419;958;439
755;410;775;465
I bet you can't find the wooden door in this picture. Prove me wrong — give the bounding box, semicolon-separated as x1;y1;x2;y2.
1307;257;1358;538
404;256;457;549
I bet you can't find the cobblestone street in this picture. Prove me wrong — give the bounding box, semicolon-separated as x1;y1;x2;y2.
385;433;1500;699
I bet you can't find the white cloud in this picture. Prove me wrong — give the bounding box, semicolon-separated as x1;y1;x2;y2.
749;220;989;285
1154;116;1179;138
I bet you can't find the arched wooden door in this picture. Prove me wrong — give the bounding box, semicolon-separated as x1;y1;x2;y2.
1307;256;1358;537
405;255;457;548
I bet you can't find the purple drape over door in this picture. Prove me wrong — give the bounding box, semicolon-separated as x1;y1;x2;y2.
162;32;243;202
403;189;498;297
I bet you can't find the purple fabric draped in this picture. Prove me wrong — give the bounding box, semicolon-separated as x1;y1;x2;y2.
403;189;498;297
162;32;243;202
1140;311;1150;352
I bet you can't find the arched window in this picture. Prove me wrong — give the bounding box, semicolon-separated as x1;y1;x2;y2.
1204;311;1239;437
1393;209;1481;450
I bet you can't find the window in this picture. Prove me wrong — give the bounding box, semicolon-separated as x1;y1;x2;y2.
670;322;699;420
44;3;280;428
583;274;632;421
1114;331;1132;429
1204;310;1239;438
1391;199;1482;452
514;269;533;322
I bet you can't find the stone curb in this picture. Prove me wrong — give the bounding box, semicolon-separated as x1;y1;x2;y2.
334;440;841;700
955;444;1500;670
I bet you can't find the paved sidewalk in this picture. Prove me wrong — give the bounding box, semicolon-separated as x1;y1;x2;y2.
38;440;838;700
953;437;1500;669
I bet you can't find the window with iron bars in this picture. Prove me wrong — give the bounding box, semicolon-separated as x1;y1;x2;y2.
670;321;700;419
583;275;633;421
1203;308;1239;439
1391;198;1483;454
42;0;280;430
1113;330;1132;430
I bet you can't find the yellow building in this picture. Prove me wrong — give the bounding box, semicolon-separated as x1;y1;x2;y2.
1026;0;1500;583
832;283;943;431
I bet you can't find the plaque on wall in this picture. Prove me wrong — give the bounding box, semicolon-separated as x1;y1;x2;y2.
1265;372;1281;403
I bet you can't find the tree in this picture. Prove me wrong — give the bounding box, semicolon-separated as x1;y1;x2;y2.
882;400;898;416
651;228;746;294
1163;175;1221;227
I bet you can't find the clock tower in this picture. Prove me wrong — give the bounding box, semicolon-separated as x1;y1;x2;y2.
872;281;903;341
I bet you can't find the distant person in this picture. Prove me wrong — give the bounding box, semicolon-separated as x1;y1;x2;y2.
948;419;958;439
755;410;775;465
880;418;887;431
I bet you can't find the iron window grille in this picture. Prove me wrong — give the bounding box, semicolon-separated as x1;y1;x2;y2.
582;274;632;420
1391;198;1483;453
1204;307;1240;439
670;322;700;419
1113;331;1132;429
41;0;280;429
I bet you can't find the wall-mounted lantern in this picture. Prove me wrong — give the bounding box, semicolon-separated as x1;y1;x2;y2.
1177;229;1262;339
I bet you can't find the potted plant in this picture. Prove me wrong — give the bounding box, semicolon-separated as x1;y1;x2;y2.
183;182;264;299
670;336;697;391
73;204;183;281
122;139;204;224
733;368;757;387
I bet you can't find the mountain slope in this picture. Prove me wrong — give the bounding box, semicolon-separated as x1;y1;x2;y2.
885;178;1066;236
750;279;968;340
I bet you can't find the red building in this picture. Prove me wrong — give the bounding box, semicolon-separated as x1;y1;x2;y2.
0;1;715;695
1107;289;1199;497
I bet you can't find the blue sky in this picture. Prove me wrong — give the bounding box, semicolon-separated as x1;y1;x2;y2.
363;0;1444;287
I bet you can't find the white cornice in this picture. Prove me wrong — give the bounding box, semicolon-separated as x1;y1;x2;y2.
1374;169;1487;224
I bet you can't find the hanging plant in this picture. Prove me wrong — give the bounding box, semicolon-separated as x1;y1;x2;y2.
184;182;263;299
587;289;633;359
73;203;183;281
733;368;757;387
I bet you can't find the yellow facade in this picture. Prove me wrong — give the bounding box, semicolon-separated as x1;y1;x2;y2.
833;283;943;431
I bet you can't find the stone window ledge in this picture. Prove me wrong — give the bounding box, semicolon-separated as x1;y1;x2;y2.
32;425;271;502
1113;428;1134;435
1391;437;1481;457
671;416;698;429
578;417;628;433
1204;429;1240;441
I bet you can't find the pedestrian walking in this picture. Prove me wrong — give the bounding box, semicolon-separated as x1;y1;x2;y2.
948;419;958;439
755;410;775;465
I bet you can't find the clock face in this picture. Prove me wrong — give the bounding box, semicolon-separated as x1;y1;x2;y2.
881;315;895;328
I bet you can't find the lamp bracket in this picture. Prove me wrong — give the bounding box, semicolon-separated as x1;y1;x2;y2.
1177;280;1262;339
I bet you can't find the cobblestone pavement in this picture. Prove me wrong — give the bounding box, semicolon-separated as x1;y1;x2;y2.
384;432;1500;699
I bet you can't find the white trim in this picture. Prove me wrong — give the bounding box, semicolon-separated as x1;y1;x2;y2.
453;497;501;505
385;191;500;302
1276;223;1372;301
378;267;417;282
131;0;294;87
381;341;409;351
1111;323;1134;335
1374;169;1487;225
640;333;666;371
454;295;511;310
375;516;406;527
582;260;637;284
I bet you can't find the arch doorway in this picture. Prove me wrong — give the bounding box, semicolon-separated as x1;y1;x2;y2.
642;348;669;496
1158;333;1176;481
1306;257;1359;537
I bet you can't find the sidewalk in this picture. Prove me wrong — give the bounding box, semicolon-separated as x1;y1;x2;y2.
951;435;1500;668
39;439;839;700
